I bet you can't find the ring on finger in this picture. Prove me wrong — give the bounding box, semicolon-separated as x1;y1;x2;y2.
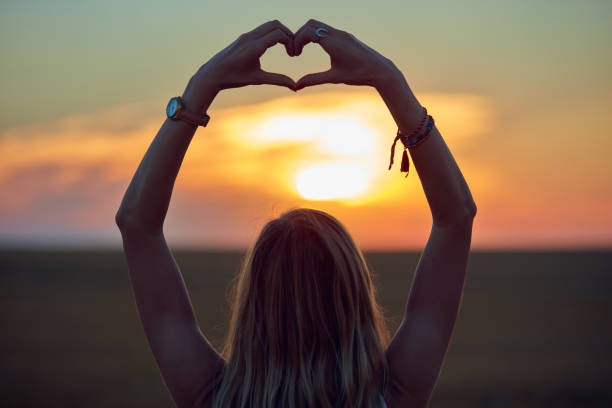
313;27;329;43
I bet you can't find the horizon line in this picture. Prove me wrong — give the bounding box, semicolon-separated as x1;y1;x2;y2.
0;244;610;253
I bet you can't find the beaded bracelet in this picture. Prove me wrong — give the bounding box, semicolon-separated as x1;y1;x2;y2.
388;114;435;178
388;107;427;171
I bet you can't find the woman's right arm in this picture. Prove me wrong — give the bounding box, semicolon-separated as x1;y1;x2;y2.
376;73;477;408
294;20;476;407
376;73;477;224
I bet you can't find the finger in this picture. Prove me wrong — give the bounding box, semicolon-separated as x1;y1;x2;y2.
294;19;337;56
293;24;318;57
248;20;293;42
254;70;296;90
306;19;333;31
295;70;339;90
255;28;293;57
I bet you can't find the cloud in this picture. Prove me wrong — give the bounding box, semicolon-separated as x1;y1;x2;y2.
7;89;606;249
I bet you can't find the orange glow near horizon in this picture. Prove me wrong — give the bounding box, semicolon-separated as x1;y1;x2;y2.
0;89;611;250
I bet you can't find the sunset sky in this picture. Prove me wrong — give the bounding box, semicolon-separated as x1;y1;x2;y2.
1;1;611;250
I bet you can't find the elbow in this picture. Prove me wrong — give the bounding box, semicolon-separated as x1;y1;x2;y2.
467;199;477;218
115;209;132;231
455;206;476;228
433;200;477;229
461;188;478;219
115;209;162;235
115;208;142;232
464;187;477;218
459;200;477;224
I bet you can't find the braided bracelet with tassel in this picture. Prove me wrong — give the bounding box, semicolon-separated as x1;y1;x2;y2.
388;109;435;178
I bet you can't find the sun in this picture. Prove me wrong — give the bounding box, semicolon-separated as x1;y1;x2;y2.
236;96;387;202
252;114;379;200
296;162;370;200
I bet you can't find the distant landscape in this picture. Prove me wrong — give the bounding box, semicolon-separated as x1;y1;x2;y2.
1;249;610;407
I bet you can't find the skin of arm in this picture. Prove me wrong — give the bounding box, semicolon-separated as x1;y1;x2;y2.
294;20;477;407
378;76;477;408
115;20;296;408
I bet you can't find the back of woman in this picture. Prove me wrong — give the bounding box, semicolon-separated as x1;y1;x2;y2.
116;19;476;408
213;209;389;407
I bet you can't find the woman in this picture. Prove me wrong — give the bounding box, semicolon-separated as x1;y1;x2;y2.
116;19;476;408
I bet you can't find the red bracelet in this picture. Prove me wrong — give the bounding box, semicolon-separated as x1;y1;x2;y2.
398;107;428;139
405;116;434;148
388;111;434;178
388;107;427;171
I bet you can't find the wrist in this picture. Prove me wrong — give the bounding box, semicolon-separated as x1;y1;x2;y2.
376;71;424;134
372;59;404;92
181;74;219;114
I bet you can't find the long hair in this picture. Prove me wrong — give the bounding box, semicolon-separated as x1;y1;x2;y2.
213;208;390;407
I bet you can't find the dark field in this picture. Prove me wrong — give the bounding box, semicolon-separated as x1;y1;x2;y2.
1;249;611;407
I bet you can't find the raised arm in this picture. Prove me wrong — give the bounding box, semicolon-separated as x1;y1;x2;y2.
377;77;476;407
294;20;476;407
114;20;295;408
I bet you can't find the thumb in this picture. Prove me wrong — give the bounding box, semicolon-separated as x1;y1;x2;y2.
295;69;339;90
254;70;296;90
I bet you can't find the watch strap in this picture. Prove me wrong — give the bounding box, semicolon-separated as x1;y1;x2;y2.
177;107;210;127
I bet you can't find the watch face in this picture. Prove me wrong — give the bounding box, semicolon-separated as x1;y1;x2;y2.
166;97;179;118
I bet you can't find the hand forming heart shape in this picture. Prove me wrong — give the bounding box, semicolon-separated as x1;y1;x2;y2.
182;19;403;110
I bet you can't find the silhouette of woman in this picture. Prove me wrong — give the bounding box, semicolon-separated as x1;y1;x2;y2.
116;19;476;408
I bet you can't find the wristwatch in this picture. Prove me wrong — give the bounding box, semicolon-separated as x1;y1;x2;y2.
166;96;210;127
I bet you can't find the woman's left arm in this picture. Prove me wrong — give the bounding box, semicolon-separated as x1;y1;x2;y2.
115;20;295;407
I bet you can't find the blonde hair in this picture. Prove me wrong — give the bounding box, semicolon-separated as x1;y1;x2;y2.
213;208;390;407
